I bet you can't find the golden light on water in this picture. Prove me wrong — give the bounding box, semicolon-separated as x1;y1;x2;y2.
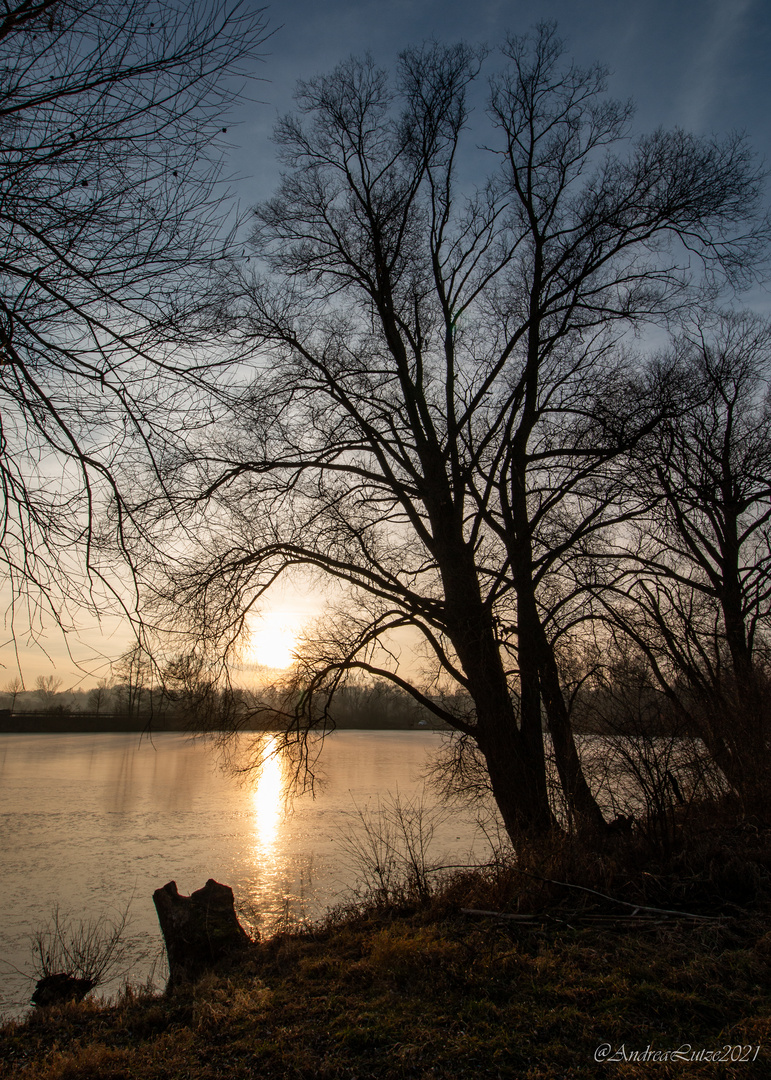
251;739;284;851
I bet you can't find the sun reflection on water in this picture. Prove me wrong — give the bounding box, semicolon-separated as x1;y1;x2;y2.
251;739;284;852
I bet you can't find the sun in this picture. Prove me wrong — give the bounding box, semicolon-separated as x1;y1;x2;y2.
246;612;302;670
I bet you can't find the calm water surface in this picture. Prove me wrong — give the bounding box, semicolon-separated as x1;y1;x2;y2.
0;731;490;1016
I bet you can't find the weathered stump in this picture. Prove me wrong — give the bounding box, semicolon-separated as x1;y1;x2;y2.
31;973;94;1007
153;879;253;989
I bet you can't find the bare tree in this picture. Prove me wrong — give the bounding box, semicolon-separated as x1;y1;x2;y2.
35;673;63;709
603;311;771;803
159;27;767;840
160;650;232;728
87;678;111;719
112;645;151;721
0;0;268;636
4;675;23;712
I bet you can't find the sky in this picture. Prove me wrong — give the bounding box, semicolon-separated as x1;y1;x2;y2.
228;0;771;191
4;0;771;688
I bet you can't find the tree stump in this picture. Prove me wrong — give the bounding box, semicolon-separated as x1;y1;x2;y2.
152;879;253;989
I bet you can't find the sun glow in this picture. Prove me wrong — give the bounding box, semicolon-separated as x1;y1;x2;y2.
246;611;304;670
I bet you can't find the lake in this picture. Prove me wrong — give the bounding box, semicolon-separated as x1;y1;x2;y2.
0;730;494;1017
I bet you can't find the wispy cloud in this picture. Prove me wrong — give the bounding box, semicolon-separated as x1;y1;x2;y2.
677;0;754;129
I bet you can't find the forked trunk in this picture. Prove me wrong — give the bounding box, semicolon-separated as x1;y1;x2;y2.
509;533;605;833
440;547;555;838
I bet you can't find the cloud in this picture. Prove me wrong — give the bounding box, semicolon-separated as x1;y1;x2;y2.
677;0;754;130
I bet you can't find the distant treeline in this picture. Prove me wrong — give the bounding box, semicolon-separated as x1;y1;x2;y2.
0;667;702;737
0;676;448;733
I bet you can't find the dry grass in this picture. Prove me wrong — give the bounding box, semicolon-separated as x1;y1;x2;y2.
3;824;771;1080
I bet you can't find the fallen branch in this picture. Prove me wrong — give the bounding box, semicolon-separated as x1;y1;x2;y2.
515;873;715;921
461;907;720;925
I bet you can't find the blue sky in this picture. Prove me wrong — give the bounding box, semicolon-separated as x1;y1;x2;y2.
227;0;771;201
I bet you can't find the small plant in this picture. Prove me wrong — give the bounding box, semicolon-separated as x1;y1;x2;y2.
338;789;450;906
29;902;134;1001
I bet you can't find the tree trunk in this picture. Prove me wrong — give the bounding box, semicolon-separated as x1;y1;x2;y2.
438;541;555;838
539;645;607;834
476;714;556;836
508;517;606;834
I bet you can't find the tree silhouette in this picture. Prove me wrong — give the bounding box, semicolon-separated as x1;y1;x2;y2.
605;311;771;804
159;27;767;839
0;0;268;635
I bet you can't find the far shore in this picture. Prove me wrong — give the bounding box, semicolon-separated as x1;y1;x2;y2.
0;712;442;734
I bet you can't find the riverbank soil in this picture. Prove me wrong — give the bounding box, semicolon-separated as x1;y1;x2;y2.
2;825;771;1079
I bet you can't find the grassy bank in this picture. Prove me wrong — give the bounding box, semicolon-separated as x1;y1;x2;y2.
3;824;771;1080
